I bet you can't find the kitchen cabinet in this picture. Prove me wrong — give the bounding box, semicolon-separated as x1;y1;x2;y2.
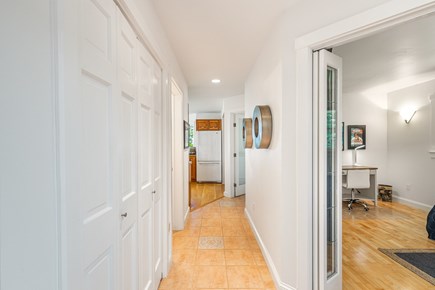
196;119;221;131
189;155;197;181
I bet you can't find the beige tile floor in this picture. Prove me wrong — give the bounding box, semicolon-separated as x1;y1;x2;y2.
159;195;277;290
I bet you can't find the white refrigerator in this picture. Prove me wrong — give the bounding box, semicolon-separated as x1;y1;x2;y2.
196;131;222;182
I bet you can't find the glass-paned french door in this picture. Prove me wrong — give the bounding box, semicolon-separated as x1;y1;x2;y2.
313;49;342;290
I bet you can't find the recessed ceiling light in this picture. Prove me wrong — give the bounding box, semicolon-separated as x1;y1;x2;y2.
211;79;221;84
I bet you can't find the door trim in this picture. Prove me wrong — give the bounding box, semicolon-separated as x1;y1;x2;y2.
113;0;164;68
232;112;245;197
295;1;435;289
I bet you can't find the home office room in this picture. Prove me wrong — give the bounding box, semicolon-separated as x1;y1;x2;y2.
323;13;435;288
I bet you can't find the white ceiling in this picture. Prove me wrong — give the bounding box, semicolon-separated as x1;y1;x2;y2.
334;13;435;98
151;0;299;112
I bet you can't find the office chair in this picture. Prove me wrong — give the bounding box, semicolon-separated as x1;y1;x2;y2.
343;169;370;211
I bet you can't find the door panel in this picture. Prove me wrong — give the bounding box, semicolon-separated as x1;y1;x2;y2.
137;40;154;290
121;225;138;290
74;0;117;289
313;49;342;290
118;10;138;290
138;210;153;290
81;0;113;82
152;63;163;286
85;249;113;290
81;71;115;289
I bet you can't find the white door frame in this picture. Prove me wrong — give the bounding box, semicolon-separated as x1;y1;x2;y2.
294;1;435;289
171;80;186;231
232;112;245;197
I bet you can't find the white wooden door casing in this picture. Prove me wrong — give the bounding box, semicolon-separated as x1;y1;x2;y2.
314;49;343;290
118;10;139;290
234;114;245;196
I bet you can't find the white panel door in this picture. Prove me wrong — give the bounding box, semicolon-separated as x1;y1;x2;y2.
152;61;163;287
313;49;342;290
69;3;165;290
137;37;154;290
69;0;118;289
118;10;139;290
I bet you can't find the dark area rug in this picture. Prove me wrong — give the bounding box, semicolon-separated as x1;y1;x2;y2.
379;248;435;286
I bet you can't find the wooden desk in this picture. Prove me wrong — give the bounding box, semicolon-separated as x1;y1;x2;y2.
342;165;378;206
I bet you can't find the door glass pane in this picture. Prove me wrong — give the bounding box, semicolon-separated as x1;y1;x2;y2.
326;66;337;278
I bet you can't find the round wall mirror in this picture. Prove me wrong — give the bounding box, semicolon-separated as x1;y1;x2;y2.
252;105;272;149
242;118;253;148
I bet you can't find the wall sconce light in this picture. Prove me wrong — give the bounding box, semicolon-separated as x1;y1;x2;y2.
400;108;416;124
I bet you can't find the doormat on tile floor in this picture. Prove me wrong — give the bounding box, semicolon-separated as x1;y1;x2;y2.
379;248;435;286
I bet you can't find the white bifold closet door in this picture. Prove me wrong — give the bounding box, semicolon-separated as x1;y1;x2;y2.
65;0;163;289
118;10;139;290
117;8;163;290
137;22;156;290
151;54;163;287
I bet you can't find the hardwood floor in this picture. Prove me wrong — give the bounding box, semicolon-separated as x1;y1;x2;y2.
343;201;435;289
190;182;225;211
159;195;276;289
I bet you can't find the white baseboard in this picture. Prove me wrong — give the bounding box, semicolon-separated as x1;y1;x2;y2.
393;195;432;211
244;209;297;290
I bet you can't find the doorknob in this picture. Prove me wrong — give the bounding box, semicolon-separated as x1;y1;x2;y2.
152;190;156;194
121;212;128;218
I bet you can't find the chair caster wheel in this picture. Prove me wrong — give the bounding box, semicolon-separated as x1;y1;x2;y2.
348;205;352;210
364;207;369;211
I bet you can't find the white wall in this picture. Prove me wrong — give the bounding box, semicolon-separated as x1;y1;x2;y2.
222;95;244;197
387;79;435;208
172;86;188;230
196;112;222;119
333;42;390;183
0;1;59;290
340;92;389;182
244;0;391;288
337;68;434;210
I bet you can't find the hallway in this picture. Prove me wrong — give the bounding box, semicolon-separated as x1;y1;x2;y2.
159;195;276;289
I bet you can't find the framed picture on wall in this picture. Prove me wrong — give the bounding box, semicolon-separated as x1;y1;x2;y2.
347;125;366;149
184;121;189;149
